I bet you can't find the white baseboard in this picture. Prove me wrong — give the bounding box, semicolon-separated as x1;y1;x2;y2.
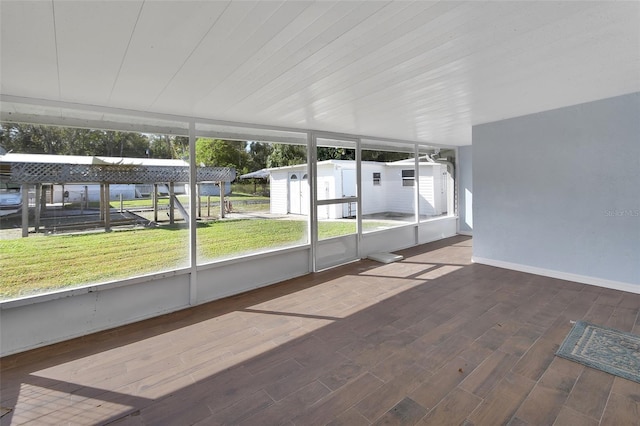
457;231;473;236
472;256;640;295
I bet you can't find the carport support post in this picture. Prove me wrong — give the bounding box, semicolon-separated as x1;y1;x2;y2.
169;182;175;224
196;184;201;219
34;183;42;233
153;183;158;222
99;183;105;220
21;183;29;237
219;181;225;219
40;185;48;213
104;183;111;232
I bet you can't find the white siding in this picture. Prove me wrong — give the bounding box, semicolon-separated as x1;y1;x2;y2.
53;184;137;203
418;174;435;216
317;164;337;200
432;164;449;215
386;167;415;215
317;164;336;219
418;164;448;216
361;163;387;215
269;162;446;218
269;171;288;214
417;163;437;216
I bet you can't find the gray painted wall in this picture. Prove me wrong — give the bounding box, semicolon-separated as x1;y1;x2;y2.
458;145;473;234
473;92;640;288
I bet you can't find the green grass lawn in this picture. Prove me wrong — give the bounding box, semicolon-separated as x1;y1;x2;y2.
0;218;365;300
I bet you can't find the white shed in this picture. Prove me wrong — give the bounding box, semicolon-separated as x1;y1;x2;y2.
267;159;448;219
268;164;310;216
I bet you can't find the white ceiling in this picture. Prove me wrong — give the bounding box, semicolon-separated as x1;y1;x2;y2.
1;1;638;146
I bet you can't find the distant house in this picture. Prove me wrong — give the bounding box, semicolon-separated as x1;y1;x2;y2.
267;159;449;219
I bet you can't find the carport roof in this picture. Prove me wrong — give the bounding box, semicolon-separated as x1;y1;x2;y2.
0;153;235;184
0;153;188;167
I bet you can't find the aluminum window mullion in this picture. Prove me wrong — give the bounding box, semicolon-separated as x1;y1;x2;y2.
355;137;362;258
188;121;198;305
414;144;420;244
308;132;317;273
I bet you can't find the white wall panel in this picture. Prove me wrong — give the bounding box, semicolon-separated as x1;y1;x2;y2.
418;217;458;244
316;235;358;270
473;93;640;288
196;248;310;304
360;226;416;258
0;274;190;356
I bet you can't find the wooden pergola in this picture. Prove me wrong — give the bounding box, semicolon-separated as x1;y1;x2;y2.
0;153;235;237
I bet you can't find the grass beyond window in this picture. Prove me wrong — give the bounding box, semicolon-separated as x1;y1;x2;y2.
1;226;190;299
0;218;387;300
0;219;308;299
197;219;307;261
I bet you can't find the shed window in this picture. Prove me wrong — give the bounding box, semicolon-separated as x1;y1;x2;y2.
401;169;414;187
373;172;381;186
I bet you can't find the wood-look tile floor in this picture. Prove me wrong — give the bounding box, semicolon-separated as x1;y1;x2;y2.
1;235;639;425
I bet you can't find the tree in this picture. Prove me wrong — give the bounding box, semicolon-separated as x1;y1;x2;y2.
317;147;356;161
0;123;153;157
361;150;411;162
246;141;272;171
146;135;190;159
171;136;189;160
147;135;172;159
195;138;248;173
266;144;306;168
98;131;149;157
0;123;65;154
65;128;103;156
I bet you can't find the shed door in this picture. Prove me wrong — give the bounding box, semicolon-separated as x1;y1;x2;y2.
288;173;301;214
300;174;309;215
